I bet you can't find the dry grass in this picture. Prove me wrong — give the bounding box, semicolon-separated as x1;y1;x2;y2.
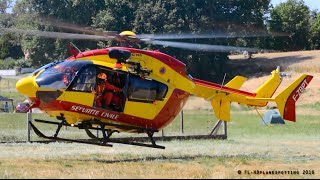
0;137;319;179
229;50;320;73
0;158;317;179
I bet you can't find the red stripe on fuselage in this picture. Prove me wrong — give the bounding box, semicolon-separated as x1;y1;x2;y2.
30;89;190;130
193;78;256;97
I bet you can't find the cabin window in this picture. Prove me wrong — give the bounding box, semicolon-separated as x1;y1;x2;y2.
69;65;97;92
128;75;168;103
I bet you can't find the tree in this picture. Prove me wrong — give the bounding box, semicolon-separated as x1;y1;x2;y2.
269;0;311;51
0;0;24;62
0;0;12;14
7;0;106;68
10;0;53;66
91;0;271;82
0;34;11;59
0;33;23;59
33;0;105;25
6;0;272;80
310;13;320;49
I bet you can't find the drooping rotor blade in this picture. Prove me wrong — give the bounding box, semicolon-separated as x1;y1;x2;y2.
1;28;111;40
138;29;287;41
144;40;270;53
42;17;120;37
138;31;274;40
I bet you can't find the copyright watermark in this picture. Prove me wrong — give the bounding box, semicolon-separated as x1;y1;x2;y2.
237;170;315;176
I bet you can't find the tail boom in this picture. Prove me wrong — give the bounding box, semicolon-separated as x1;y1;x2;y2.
192;67;313;122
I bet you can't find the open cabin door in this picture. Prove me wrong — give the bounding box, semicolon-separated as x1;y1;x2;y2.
67;65;128;113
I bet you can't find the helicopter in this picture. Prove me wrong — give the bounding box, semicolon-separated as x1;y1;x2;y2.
1;23;313;149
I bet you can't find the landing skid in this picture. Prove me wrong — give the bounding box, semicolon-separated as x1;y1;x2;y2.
28;115;227;149
29;122;113;147
30;116;165;149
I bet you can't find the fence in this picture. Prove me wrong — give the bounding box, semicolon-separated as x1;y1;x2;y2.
0;70;16;76
20;68;35;74
0;68;35;76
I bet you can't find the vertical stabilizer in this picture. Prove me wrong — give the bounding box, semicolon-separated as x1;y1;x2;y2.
275;75;313;122
255;66;282;99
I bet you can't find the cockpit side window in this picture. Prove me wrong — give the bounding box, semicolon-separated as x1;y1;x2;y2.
69;65;97;92
128;75;168;103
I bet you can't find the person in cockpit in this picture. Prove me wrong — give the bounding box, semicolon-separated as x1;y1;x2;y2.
93;72;122;109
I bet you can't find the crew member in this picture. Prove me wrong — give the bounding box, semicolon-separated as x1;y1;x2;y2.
4;102;9;113
94;72;122;109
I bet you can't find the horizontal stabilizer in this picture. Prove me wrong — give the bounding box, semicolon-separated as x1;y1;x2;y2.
225;76;247;89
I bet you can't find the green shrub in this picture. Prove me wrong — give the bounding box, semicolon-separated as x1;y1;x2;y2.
14;58;32;68
0;58;16;69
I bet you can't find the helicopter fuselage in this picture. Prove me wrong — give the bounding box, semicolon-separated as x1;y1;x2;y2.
17;47;194;131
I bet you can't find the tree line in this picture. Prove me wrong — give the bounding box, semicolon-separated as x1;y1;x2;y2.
0;0;319;82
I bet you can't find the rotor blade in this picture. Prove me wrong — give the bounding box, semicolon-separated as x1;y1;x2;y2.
39;16;288;42
139;32;261;40
42;17;120;37
1;28;112;40
138;31;287;40
144;40;270;53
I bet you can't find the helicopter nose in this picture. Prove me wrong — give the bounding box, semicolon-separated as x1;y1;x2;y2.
16;77;37;97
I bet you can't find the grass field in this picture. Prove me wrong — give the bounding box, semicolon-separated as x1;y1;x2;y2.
0;109;319;179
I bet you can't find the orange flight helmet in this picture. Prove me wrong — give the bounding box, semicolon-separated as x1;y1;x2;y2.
97;72;107;80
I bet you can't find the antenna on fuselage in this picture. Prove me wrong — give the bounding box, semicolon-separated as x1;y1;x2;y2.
68;42;82;57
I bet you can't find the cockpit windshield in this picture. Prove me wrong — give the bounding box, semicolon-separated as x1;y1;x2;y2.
32;60;64;76
35;60;93;90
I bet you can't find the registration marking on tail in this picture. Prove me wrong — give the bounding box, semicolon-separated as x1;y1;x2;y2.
292;79;309;102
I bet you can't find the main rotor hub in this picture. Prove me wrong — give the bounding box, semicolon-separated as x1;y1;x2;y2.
119;31;137;37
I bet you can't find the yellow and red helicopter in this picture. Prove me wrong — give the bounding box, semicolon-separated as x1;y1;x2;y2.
2;25;313;149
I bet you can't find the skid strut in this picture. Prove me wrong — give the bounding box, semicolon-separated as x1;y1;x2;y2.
29;122;113;147
81;120;165;149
